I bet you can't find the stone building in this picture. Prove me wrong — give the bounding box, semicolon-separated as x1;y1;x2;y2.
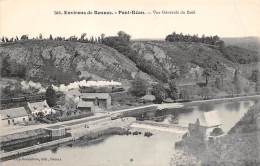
80;93;111;110
77;101;94;112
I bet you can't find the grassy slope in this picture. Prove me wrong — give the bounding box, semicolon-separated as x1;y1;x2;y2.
222;37;260;51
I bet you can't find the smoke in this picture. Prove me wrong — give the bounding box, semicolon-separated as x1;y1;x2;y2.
21;80;46;93
20;80;122;93
52;80;122;92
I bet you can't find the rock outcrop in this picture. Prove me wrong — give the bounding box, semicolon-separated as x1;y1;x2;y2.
0;40;145;84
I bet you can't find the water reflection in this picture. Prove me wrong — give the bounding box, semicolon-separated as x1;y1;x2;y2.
243;101;251;108
225;101;241;111
197;103;214;112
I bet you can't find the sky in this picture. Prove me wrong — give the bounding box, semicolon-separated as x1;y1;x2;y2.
0;0;259;39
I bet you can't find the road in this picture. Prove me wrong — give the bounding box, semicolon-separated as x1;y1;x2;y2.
185;94;260;105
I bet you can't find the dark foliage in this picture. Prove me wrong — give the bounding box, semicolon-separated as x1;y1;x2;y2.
233;69;242;94
165;32;223;46
103;31;168;82
1;56;26;78
168;79;179;100
151;84;167;103
130;76;148;97
221;45;258;64
45;86;57;107
250;70;259;82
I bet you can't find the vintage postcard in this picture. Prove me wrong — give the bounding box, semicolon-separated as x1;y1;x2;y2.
0;0;259;165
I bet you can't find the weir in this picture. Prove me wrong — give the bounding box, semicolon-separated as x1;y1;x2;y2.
131;121;188;133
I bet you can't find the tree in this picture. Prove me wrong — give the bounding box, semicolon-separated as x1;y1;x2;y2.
168;79;178;100
202;67;211;85
64;95;77;110
1;56;11;76
80;33;87;41
39;33;43;39
250;70;259;82
130;76;148;97
1;56;26;78
49;34;53;40
233;69;241;94
200;87;211;100
20;35;28;40
215;77;221;89
90;36;94;43
117;31;131;41
45;85;57;107
1;37;5;42
255;77;260;92
152;84;167;103
100;33;105;43
169;71;179;80
216;62;226;86
179;89;190;100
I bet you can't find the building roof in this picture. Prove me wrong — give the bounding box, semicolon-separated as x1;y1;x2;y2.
27;100;50;113
80;93;111;99
0;107;28;119
77;101;94;108
46;125;65;130
141;95;155;101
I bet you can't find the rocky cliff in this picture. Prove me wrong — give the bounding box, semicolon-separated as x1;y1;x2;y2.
0;40;151;84
0;39;258;88
131;41;238;84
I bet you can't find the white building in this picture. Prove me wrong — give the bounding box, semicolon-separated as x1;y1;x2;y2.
0;107;32;126
27;100;56;116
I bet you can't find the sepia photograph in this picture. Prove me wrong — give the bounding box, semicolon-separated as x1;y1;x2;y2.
0;0;259;165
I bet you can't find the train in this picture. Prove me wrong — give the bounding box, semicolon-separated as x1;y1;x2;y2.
0;92;64;104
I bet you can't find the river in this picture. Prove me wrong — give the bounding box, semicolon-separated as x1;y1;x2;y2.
2;100;256;166
175;100;255;132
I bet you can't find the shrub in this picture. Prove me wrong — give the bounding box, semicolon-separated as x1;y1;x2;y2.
130;76;148;97
45;86;57;107
152;84;167;103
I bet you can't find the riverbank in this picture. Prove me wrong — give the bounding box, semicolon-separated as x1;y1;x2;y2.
0;126;133;162
3;127;183;166
199;102;260;165
0;117;136;161
171;101;260;166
